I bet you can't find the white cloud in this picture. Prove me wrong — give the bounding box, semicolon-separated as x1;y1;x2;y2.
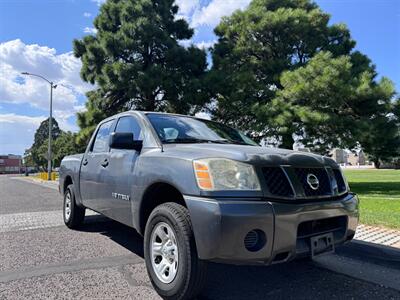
175;0;199;15
0;39;91;154
191;0;251;27
83;12;92;18
0;39;92;116
0;114;45;154
0;113;44;126
83;27;98;34
178;39;193;48
195;40;217;50
175;0;200;21
0;113;77;155
91;0;106;6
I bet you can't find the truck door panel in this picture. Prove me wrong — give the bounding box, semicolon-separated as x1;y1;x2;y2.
80;119;114;213
103;116;143;226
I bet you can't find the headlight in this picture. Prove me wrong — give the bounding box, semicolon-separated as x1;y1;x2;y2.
193;158;261;191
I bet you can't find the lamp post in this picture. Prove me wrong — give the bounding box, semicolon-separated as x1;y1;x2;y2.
21;72;57;181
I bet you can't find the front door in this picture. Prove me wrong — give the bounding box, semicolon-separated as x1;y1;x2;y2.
79;119;114;213
104;115;143;226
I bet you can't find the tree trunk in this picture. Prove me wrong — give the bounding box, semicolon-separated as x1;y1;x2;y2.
144;95;156;111
280;133;295;150
373;159;381;169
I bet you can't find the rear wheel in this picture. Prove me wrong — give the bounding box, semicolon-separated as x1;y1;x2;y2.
63;184;85;229
144;203;207;300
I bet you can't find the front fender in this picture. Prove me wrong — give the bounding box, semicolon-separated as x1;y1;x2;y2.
131;153;200;233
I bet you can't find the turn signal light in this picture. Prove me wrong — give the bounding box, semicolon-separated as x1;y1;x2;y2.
194;162;213;190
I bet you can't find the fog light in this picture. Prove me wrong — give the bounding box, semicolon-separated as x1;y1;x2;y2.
244;229;266;252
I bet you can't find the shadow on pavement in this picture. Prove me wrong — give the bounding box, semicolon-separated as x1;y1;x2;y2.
76;215;145;258
76;216;400;299
337;240;400;269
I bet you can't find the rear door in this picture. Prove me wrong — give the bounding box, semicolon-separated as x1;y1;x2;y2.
79;119;115;212
103;115;143;226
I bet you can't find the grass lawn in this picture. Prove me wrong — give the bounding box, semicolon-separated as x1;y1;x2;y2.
343;169;400;230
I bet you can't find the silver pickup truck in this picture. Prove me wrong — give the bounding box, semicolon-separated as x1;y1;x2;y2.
59;111;359;300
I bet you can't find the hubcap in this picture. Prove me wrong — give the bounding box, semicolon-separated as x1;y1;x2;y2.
64;192;72;221
150;222;179;284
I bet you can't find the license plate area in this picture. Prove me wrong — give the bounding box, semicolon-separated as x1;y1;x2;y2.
310;232;334;257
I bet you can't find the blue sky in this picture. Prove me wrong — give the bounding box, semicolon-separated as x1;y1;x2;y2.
0;0;399;155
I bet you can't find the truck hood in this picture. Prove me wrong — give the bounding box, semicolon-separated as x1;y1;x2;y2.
162;144;337;168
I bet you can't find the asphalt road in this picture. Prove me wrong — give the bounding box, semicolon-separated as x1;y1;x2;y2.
0;175;399;299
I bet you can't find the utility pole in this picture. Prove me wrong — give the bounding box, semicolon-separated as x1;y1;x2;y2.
21;72;57;180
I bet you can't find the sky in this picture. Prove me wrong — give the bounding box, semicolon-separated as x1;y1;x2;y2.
0;0;399;155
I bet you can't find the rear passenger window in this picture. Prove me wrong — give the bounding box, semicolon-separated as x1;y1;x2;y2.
115;116;142;141
91;120;113;153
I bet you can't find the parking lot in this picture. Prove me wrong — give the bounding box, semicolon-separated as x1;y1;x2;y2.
1;175;399;299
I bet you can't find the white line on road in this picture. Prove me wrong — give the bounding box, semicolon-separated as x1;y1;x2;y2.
0;254;143;283
0;210;99;233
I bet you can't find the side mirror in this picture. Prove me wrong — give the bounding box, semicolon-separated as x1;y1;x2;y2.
109;132;142;151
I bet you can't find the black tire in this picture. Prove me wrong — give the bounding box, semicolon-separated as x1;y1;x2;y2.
63;184;85;229
144;203;207;300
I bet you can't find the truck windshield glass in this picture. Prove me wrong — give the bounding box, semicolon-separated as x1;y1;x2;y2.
147;113;259;146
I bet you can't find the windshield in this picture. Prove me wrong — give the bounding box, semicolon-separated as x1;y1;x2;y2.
146;113;259;146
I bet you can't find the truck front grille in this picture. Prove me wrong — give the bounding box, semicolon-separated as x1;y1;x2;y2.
262;166;347;200
332;169;347;193
294;167;332;197
261;167;294;197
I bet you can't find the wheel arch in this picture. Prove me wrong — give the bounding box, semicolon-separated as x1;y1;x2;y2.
138;181;187;236
63;175;73;194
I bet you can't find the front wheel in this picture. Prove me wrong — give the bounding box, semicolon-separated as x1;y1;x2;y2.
144;203;207;300
63;184;85;229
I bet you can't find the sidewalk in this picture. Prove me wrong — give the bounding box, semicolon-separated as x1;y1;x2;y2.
354;224;400;249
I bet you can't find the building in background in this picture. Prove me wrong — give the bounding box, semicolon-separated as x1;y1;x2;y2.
0;155;22;174
330;149;348;164
347;150;366;166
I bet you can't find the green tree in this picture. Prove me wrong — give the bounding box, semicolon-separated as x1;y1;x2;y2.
37;132;78;168
262;52;399;157
211;0;358;144
74;0;209;146
361;97;400;168
210;0;399;164
52;132;79;167
23;149;35;168
30;117;61;169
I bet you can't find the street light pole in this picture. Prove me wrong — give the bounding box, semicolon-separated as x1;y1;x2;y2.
21;72;57;181
48;82;54;181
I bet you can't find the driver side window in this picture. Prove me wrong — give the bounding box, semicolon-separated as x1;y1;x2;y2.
115;116;142;141
91;120;113;153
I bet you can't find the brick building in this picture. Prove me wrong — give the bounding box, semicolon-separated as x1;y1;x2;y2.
0;155;22;174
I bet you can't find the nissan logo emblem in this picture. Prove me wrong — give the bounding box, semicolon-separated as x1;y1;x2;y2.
306;173;319;190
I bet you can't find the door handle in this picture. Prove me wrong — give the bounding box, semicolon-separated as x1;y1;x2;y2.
82;158;88;166
101;159;109;167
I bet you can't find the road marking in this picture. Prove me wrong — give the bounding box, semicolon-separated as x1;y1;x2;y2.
0;210;99;233
0;254;143;283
